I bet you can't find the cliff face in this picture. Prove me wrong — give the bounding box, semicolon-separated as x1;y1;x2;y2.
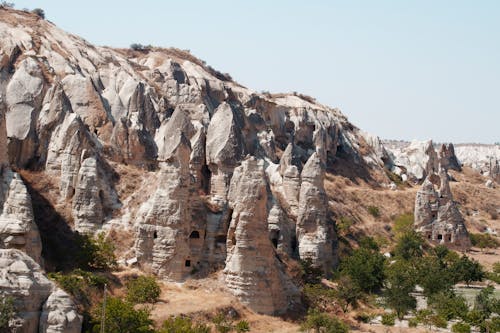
0;7;390;317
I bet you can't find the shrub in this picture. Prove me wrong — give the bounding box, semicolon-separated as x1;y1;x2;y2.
212;312;233;333
234;320;250;333
31;8;44;18
428;291;468;321
48;270;107;305
126;276;161;304
77;233;117;271
336;216;353;236
408;317;419;327
430;315;448;328
159;316;210;333
469;233;499;249
367;205;380;218
303;284;336;312
393;213;414;235
0;294;16;332
300;258;323;284
130;43;147;51
91;297;154;333
355;312;374;323
452;322;471;333
381;313;396;326
335;275;363;312
300;309;348;333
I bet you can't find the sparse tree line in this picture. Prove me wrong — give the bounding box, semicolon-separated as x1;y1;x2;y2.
300;212;500;333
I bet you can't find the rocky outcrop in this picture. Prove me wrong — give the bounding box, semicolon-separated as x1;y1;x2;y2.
386;140;438;180
206;102;244;209
39;289;82;333
0;7;390;314
414;168;470;249
296;152;335;274
439;143;461;171
224;158;299;315
0;249;82;333
0;169;42;264
135;131;193;281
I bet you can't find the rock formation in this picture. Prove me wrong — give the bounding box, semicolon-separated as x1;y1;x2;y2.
0;7;394;315
386;140;438;180
224;158;299;314
414;168;470;249
0;249;82;333
439;143;461;171
296;152;335;274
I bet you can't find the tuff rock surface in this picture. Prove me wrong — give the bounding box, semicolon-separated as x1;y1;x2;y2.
0;249;82;333
414;168;471;249
0;7;395;316
224;157;299;315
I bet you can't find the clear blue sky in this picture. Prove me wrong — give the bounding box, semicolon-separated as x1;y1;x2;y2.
13;1;500;143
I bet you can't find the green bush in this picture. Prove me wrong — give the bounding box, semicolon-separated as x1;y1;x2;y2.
393;213;414;235
48;270;107;305
452;322;471;333
335;275;363;312
340;246;385;293
469;233;499;249
381;313;396;326
303;284;336;311
159;316;210;333
367;206;380;218
77;233;117;271
408;317;419;327
212;313;233;333
0;294;16;332
91;297;154;333
336;216;354;236
300;309;348;333
355;312;374;323
126;276;161;304
234;320;250;333
428;291;468;321
31;8;45;18
300;258;323;284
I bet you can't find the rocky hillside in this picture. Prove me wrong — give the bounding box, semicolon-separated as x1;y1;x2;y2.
0;7;394;329
1;6;499;333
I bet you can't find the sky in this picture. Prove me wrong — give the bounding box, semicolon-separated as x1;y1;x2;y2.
12;1;500;143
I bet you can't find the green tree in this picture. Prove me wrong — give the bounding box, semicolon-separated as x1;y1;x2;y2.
451;256;485;286
383;260;417;319
393;230;424;261
300;258;323;284
474;286;500;317
77;233;117;271
300;309;348;333
126;276;161;304
428;291;468;321
340;247;385;292
159;316;210;333
0;295;16;333
92;297;154;333
335;275;362;312
416;256;454;296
